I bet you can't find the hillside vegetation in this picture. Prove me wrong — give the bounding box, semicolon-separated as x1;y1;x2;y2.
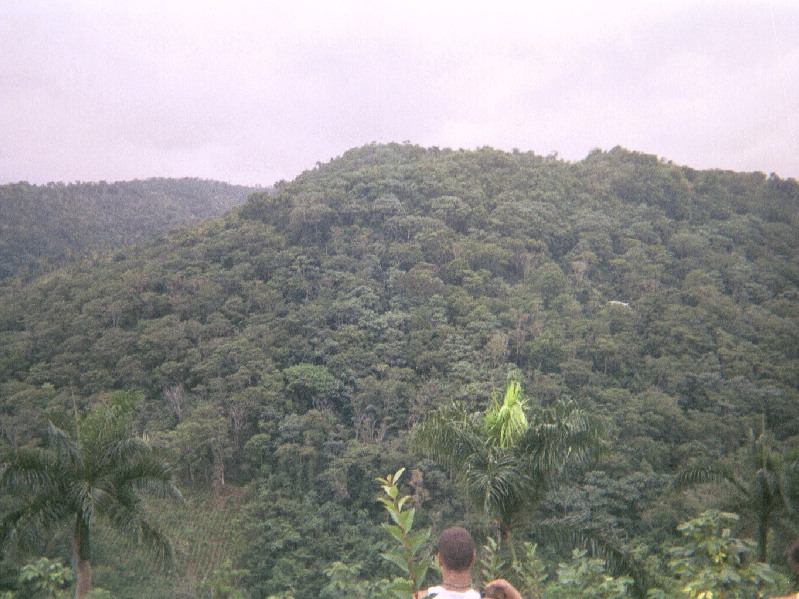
1;144;798;598
0;178;258;279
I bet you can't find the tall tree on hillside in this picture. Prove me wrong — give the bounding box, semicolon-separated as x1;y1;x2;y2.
413;379;602;553
673;426;799;563
0;392;182;598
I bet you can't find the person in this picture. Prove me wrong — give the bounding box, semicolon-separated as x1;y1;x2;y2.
416;527;523;599
416;526;480;599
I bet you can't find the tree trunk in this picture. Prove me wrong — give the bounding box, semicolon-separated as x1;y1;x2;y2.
758;507;770;562
73;517;92;599
75;557;92;599
500;520;518;564
212;446;226;495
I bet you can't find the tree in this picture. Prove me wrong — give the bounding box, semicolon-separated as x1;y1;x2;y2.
16;557;73;599
163;400;231;492
376;468;433;598
0;392;182;598
198;559;250;599
673;427;799;562
282;363;340;411
659;510;788;599
549;549;633;599
413;379;602;552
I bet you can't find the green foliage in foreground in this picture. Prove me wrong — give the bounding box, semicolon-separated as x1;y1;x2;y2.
375;474;790;599
651;510;788;599
2;556;114;599
17;557;72;599
376;468;434;598
549;549;633;599
0;392;182;598
674;427;799;563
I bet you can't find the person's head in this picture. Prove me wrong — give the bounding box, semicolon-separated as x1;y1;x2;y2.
437;526;475;572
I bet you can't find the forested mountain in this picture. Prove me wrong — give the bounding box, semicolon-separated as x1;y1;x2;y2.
1;144;798;598
0;178;259;279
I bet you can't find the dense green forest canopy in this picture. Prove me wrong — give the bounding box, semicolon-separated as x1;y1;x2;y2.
1;144;798;598
0;178;259;280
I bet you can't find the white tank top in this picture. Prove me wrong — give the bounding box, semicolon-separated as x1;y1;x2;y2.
424;586;481;599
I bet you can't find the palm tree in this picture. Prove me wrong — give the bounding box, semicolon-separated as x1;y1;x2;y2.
673;427;799;562
1;392;183;598
413;380;602;552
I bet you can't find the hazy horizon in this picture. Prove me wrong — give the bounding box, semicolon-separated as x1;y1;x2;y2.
2;1;797;187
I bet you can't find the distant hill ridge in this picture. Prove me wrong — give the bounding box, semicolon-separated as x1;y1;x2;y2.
0;177;261;279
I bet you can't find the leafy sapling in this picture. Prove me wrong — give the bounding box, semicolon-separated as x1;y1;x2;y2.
376;469;433;598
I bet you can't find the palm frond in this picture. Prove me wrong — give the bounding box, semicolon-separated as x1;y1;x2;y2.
412;403;485;472
464;448;533;521
46;421;82;466
89;478;120;515
113;456;183;502
70;479;97;524
1;490;70;551
137;520;176;571
101;501;175;570
0;447;59;492
484;380;529;449
106;436;151;465
671;462;739;492
520;401;602;473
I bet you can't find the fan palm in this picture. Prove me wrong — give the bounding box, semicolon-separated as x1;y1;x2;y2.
413;380;602;551
0;392;183;598
673;427;799;563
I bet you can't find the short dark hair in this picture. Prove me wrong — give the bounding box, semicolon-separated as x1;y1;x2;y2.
438;526;475;572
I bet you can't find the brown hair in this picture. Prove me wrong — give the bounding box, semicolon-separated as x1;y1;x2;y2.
483;583;507;599
438;526;475;572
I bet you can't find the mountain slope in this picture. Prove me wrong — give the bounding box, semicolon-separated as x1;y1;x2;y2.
0;177;259;279
1;143;798;597
3;142;797;447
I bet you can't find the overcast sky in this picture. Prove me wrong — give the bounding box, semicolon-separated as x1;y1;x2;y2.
1;1;797;186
